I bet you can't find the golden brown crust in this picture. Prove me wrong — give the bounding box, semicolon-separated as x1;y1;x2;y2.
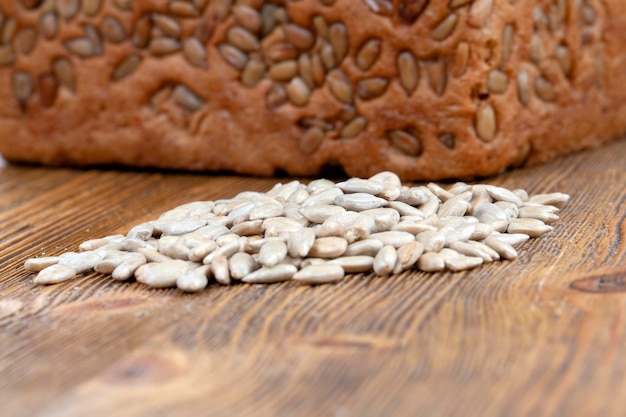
0;0;624;180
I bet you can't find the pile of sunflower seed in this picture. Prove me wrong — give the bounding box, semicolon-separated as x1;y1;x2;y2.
24;172;569;291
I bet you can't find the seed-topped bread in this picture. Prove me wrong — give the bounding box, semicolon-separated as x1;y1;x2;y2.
0;0;625;180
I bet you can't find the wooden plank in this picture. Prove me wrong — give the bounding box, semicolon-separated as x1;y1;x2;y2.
1;140;625;417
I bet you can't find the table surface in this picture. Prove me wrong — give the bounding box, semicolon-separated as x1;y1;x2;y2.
1;140;625;417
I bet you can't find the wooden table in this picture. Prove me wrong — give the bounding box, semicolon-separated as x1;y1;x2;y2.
1;140;625;417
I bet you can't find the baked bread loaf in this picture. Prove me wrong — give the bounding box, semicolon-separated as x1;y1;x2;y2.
0;0;624;180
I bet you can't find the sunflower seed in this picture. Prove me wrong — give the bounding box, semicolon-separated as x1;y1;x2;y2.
450;241;492;262
299;205;346;223
356;38;382;71
14;26;36;55
432;13;458;41
58;0;80;20
529;192;570;207
135;260;188;288
489;233;530;247
357;77;389;100
292;263;344;284
340;117;367;138
300;127;325;154
172;85;205;111
0;46;14;67
445;255;483;271
388;129;421;156
507;218;553;237
170;0;200;17
34;264;77;284
188;240;218;262
266;83;286;107
219;43;248;70
229;252;259;279
284;24;314;50
83;0;102;16
112;253;148;281
416;230;445;253
555;45;572;77
329;256;374;273
484;236;517;260
501;24;514;65
132;16;152;48
25;256;61;272
226;26;260;52
13;72;32;105
417;252;445;272
517;69;531;105
308;237;348;258
149;37;181;56
373;245;397;276
329;22;348;62
258;239;288;267
475;104;497;142
473;203;508;223
335;193;388;211
101;16;126;44
398;51;419;95
177;268;209;292
286;77;311;106
241;264;297;283
535;77;555;102
233;5;262;33
487;70;508;94
327;69;353;104
369;231;415;248
112;54;142;81
393;241;424;273
210;255;230;285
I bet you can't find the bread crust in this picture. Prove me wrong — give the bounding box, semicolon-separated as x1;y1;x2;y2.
0;0;624;180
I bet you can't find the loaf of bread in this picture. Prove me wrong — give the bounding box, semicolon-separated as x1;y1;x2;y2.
0;0;624;180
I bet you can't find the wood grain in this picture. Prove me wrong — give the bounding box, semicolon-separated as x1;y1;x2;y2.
1;140;626;417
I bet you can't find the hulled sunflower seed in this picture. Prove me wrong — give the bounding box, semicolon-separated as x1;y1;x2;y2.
101;16;126;44
25;256;60;272
356;38;382;71
357;77;389;100
417;252;445;272
135;260;188;288
300;127;325;154
487;70;508;94
335;193;388;211
241;264;297;283
373;245;397;276
431;13;458;41
229;252;259;280
517;69;531;106
329;22;348;61
388;129;421;156
177;268;209;292
34;264;77;284
475;104;497;142
484;235;518;260
309;237;348;258
329;256;374;273
219;43;248;70
292;263;344;284
398;51;419;95
453;41;469;77
286;77;311;106
393;241;424;273
183;37;208;69
284;24;314;50
445;255;483;272
113;54;142;81
507;218;553;237
211;255;231;285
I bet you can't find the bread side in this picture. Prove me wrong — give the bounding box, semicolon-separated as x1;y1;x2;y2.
0;0;624;180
